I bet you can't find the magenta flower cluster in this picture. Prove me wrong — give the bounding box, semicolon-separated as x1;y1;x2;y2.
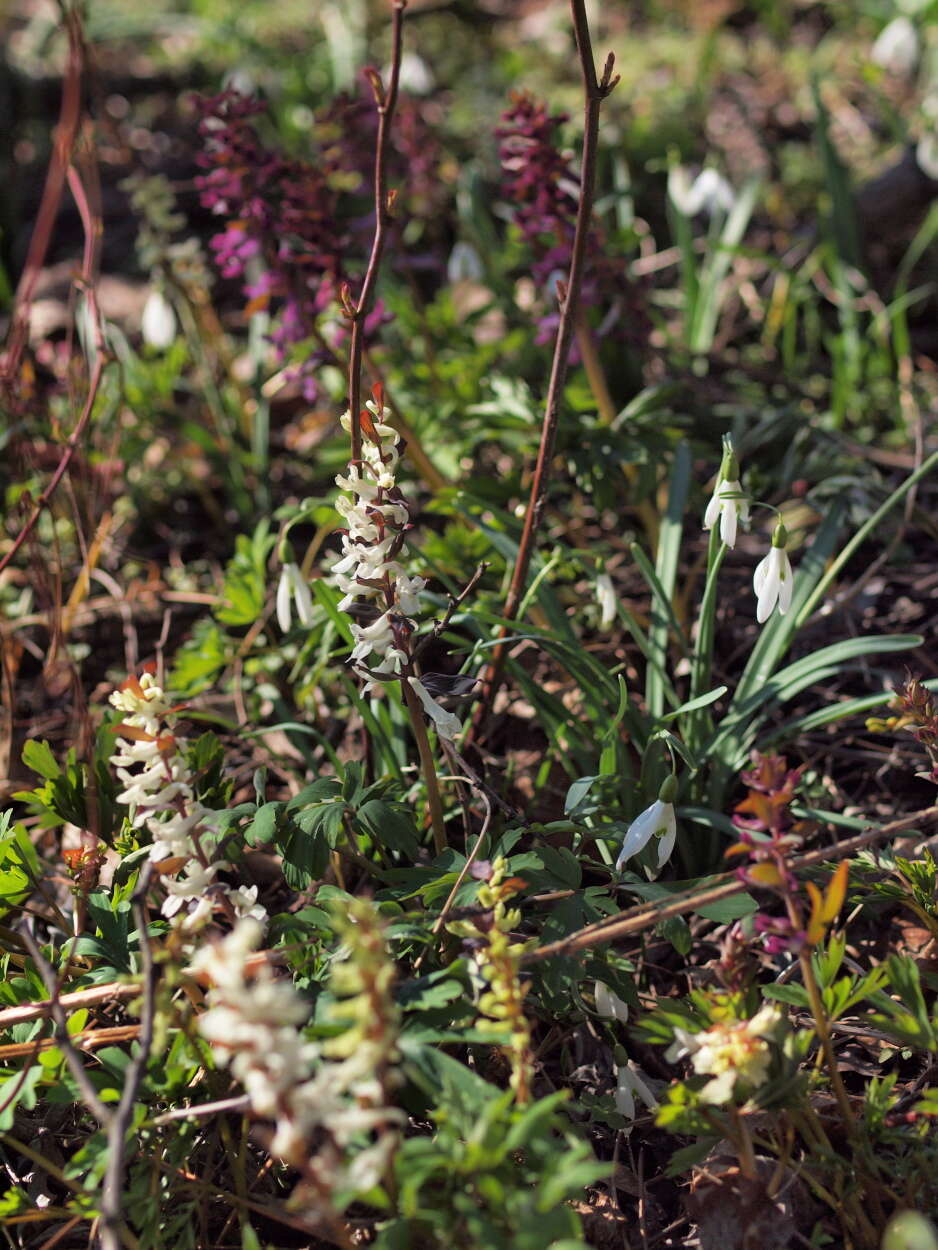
194;89;352;400
496;91;644;348
193;85;447;400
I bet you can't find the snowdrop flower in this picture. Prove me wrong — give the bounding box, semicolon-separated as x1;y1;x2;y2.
141;288;177;350
447;241;484;284
616;775;678;873
871;16;919;76
408;676;462;742
614;1057;659;1120
703;443;748;548
665;1004;782;1105
669;166;735;219
276;557;315;632
753;521;793;623
596;570;617;629
594;981;629;1024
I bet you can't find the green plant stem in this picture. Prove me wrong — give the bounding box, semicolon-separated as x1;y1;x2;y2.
729;1106;757;1180
402;681;448;854
798;949;856;1132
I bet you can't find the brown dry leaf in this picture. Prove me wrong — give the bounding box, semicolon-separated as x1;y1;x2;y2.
688;1152;819;1250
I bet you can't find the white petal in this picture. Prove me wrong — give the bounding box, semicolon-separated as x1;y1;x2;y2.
292;572;315;626
276;568;293;632
776;551;793;615
595;981;629;1024
752;551;772;595
719;499;737;548
616;801;664;870
408;677;462;742
141;290;177;350
623;1061;658;1111
614;1067;636;1119
754;550;780;622
656;807;677;869
703;488;721;531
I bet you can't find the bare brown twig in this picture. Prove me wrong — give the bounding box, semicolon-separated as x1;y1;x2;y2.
15;924;112;1126
526;803;938;963
99;872;158;1250
346;0;407;462
468;0;619;744
0;10;85;398
0;155;111;578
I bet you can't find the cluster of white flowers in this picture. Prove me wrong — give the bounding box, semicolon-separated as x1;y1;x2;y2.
665;1004;783;1105
193;917;403;1187
328;391;461;741
110;671;264;931
703;441;794;623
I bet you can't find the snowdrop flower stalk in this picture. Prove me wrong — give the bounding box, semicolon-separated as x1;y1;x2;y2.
753;520;794;623
703;439;748;549
193;905;403;1193
616;774;678;876
109;670;265;931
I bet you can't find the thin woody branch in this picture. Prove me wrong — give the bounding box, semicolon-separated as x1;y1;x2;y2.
347;0;407;463
469;0;618;743
526;804;938;963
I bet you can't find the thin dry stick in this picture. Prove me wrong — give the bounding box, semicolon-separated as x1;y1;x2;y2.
0;981;140;1029
148;1094;252;1127
0;9;84;395
468;0;619;743
0;164;111;578
526;803;938;963
346;0;406;462
99;876;157;1250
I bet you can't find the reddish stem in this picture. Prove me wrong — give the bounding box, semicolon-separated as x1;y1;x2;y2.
468;0;618;744
347;1;407;463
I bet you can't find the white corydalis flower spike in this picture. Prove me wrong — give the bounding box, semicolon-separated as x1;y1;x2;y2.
616;775;678;873
753;521;793;623
703;443;748;549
